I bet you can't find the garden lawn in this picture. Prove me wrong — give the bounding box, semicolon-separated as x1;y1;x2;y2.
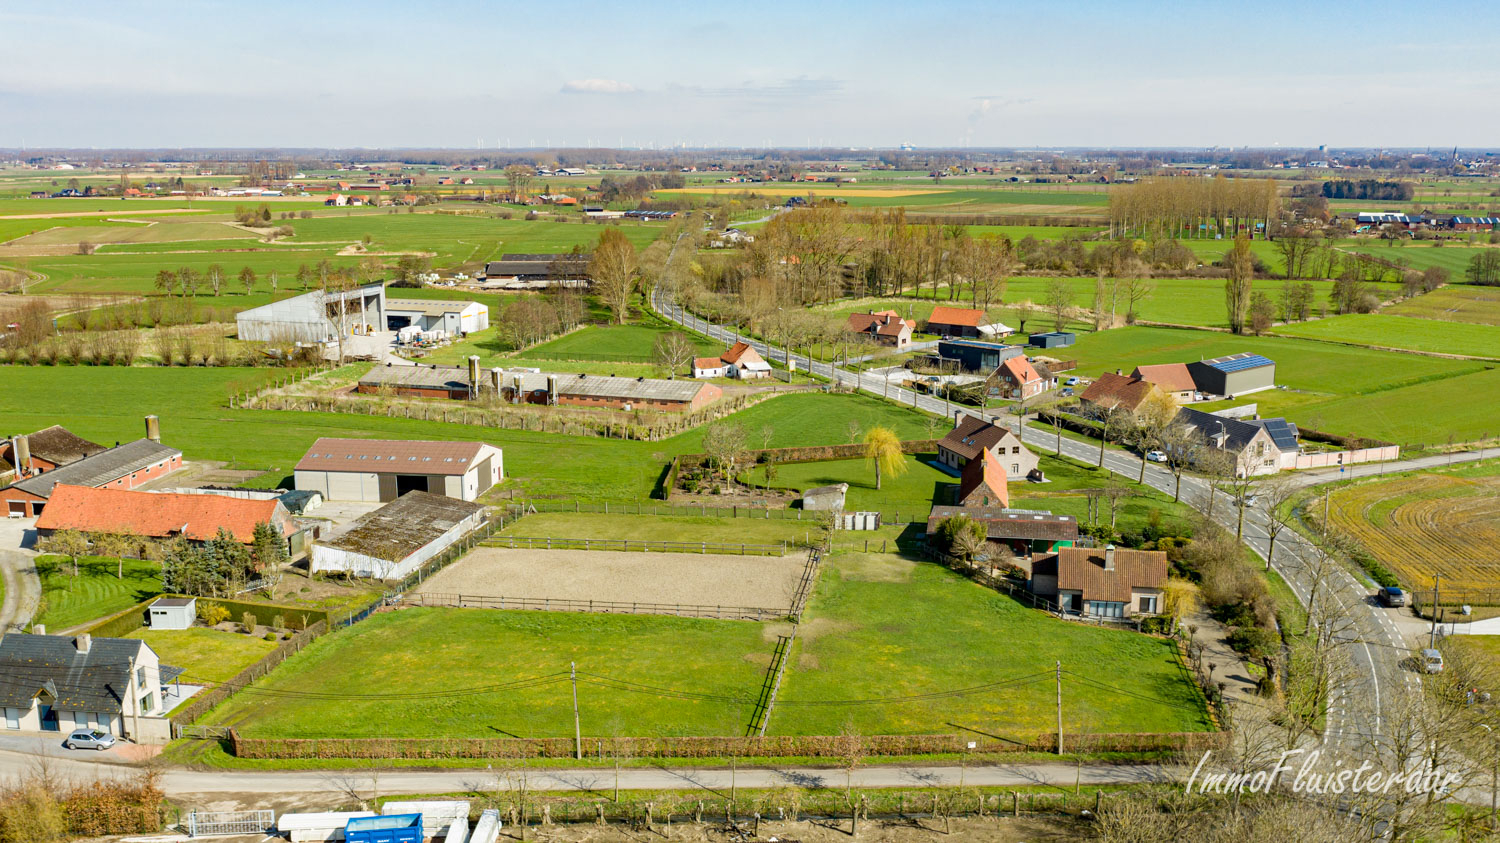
1273;313;1500;359
498;512;811;548
0;368;933;501
745;454;955;517
34;555;162;632
202;608;765;738
125;627;279;685
772;553;1213;736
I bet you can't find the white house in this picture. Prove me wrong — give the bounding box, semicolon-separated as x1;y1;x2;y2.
692;342;771;380
0;633;166;741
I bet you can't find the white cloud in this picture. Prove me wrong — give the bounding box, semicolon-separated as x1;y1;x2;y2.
560;79;637;94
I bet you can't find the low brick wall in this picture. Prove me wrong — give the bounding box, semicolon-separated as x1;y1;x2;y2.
229;729;1227;760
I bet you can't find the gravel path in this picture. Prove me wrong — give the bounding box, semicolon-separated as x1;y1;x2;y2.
416;547;807;611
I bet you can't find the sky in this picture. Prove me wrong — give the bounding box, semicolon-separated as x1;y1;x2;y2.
2;0;1499;150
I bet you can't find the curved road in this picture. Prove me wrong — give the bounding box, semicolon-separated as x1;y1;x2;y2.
652;286;1487;755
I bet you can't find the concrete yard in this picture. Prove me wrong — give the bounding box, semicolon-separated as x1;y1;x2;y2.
414;547;808;611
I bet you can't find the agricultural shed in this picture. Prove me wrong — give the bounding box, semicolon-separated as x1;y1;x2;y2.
294;438;503;503
1;438;181;518
1186;353;1275;397
801;483;848;512
926;505;1077;557
148;597;196;630
34;484;297;544
385;299;488;335
0;425;105;476
358;364;723;412
310;491;487;580
1027;332;1075;349
482;253;590;283
235;283;386;343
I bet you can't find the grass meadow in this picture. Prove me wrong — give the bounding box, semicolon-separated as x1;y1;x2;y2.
33;555;162;632
126;627;279;685
1273;313;1500;358
1386;284;1500;326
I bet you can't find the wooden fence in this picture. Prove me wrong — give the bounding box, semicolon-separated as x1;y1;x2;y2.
405;591;785;621
170;619;330;735
479;535;788;556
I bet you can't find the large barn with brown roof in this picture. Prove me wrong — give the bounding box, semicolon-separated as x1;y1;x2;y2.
293;438;503;503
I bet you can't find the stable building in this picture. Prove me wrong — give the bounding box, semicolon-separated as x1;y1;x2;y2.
309;491;487;580
1186;353;1275;397
1;426;106;479
385;299;488;335
357;364;723;412
294;438;504;503
235;283;387;343
926;506;1077;558
1;437;181;518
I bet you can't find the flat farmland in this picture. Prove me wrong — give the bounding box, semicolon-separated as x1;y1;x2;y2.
9;220;256;247
1342;243;1496;276
1273;313;1500;359
1386;284;1500;325
1326;464;1500;592
657;186;944;199
415;546;806;610
516;322;721;362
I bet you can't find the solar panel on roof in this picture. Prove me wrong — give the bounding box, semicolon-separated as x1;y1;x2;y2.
1208;354;1273;373
1258;418;1300;451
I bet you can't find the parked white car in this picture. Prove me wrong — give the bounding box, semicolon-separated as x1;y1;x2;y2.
1145;450;1168;463
65;729;115;751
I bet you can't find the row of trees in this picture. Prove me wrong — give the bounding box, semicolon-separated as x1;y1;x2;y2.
1109;176;1282;240
495;288;587;348
160;524;288;597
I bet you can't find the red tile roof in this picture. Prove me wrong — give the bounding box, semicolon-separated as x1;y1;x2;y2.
693;356;724;370
35;484;287;543
847;310;914;337
720;342;762;365
1079;372;1159;412
956;449;1009;508
1032;547;1167;603
1132;363;1196;393
927;305;985;329
998;356;1042;385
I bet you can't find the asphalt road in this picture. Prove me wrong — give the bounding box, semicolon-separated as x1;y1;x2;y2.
651;286;1488;756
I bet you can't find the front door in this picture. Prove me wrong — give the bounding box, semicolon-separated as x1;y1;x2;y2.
38;705;58;732
1069;594;1083;614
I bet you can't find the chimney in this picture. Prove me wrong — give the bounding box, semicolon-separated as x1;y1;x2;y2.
144;415;161;443
75;633;91;654
954;410;963;425
12;435;30;477
1104;545;1116;571
1115;368;1122;376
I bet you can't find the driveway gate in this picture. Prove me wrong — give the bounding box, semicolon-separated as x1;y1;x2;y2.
186;810;276;837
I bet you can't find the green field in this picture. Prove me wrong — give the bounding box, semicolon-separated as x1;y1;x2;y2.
205;608;764;738
1064;326;1494;444
771;552;1211;736
34;555;162;632
517;322;722;364
1343;243;1498;276
1273;313;1500;359
0;367;933;501
1386;284;1500;326
126;627;279;684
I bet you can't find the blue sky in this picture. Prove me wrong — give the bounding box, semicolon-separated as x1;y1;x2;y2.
2;0;1498;149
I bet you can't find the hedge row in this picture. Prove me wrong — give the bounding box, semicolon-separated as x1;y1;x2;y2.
677;439;941;472
229;730;1227;761
81;594;330;638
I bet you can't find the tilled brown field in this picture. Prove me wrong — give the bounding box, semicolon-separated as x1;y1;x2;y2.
415;547;807;611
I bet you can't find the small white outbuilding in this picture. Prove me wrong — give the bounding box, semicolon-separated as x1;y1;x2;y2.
147;596;197;630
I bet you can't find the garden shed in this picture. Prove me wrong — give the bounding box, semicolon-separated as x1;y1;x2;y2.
147;597;197;630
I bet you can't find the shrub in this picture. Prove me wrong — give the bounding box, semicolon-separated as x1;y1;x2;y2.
271;613;285;631
264;632;277;641
1226;626;1279;660
241;611;256;633
198;604;230;626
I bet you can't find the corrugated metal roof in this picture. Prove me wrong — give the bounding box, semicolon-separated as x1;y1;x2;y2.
11;439;180;498
318;491;485;562
386;299;484;317
296;437;487;476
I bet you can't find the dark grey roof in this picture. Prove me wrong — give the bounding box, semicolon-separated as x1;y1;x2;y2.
1245;418;1300;451
151;597;195;608
20;426;106;465
0;635;150;714
483;254;590;279
1174;408;1270;454
10;439;180;498
318;491;485;563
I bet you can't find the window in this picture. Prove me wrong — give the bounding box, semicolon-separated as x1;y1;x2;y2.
1139;595;1159;614
4;709;16;730
1012;464;1020;474
140;694;154;713
1011;446;1020;454
136;667;146;686
1087;601;1125;618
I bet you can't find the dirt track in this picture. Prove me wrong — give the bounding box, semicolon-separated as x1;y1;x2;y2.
415;547;806;610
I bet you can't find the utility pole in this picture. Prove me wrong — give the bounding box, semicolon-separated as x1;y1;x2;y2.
1056;660;1063;755
571;661;582;760
1430;576;1441;649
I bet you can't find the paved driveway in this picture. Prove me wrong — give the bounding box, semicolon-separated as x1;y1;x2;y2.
0;517;41;632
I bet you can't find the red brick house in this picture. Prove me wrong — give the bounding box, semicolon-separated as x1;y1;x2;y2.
1078;372;1163;417
993;356;1051;400
0;439;181;518
954;449;1009;508
846;310;915;348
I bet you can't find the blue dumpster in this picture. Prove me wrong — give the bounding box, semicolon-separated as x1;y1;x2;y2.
345;814;423;843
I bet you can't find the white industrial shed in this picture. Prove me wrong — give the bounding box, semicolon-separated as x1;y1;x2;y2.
310;492;487;580
293;438;503;503
386;299;489;335
235;283;388;343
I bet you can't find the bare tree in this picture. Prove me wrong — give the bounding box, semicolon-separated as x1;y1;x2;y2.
1044;278;1072;332
589;228;637;324
702;421;747;492
1224;235;1254;334
1255;474;1300;570
651;331;695;379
